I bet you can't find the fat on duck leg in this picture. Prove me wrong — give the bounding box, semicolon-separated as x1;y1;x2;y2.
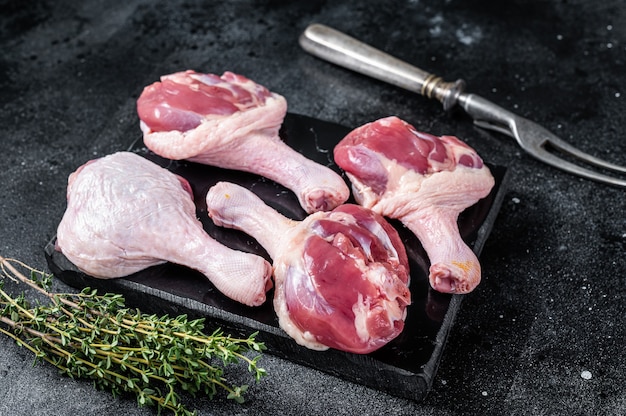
137;70;349;213
334;116;495;294
55;152;272;307
206;181;411;354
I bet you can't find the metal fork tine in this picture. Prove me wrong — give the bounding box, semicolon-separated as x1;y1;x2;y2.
542;132;626;174
526;142;626;188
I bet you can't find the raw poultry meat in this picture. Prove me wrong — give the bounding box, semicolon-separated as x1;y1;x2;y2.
55;152;272;307
334;116;495;294
136;70;349;213
205;181;411;353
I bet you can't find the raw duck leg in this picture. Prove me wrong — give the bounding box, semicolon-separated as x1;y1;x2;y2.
136;70;349;213
334;116;495;294
206;181;411;354
55;152;272;307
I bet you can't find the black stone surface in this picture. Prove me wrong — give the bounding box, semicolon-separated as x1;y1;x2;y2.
1;1;624;415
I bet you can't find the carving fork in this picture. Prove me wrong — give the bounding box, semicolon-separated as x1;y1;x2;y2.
299;24;626;188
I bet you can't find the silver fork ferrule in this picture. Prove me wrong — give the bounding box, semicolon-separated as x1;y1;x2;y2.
421;77;466;111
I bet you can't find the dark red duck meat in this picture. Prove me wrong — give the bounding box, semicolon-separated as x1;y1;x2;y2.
55;152;272;307
334;116;495;294
206;181;411;354
137;70;349;214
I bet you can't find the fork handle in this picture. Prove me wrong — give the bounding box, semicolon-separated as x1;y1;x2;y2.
299;23;466;111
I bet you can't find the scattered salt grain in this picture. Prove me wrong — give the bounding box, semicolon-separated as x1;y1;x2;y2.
581;370;592;380
482;391;488;396
512;197;520;204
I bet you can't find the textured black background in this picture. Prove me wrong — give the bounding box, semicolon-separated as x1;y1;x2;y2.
1;1;625;415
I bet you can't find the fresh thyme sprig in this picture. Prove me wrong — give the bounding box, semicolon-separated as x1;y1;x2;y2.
0;256;267;416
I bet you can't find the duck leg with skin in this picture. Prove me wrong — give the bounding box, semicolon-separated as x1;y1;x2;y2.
334;116;495;294
55;152;272;307
206;181;411;354
137;70;349;213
